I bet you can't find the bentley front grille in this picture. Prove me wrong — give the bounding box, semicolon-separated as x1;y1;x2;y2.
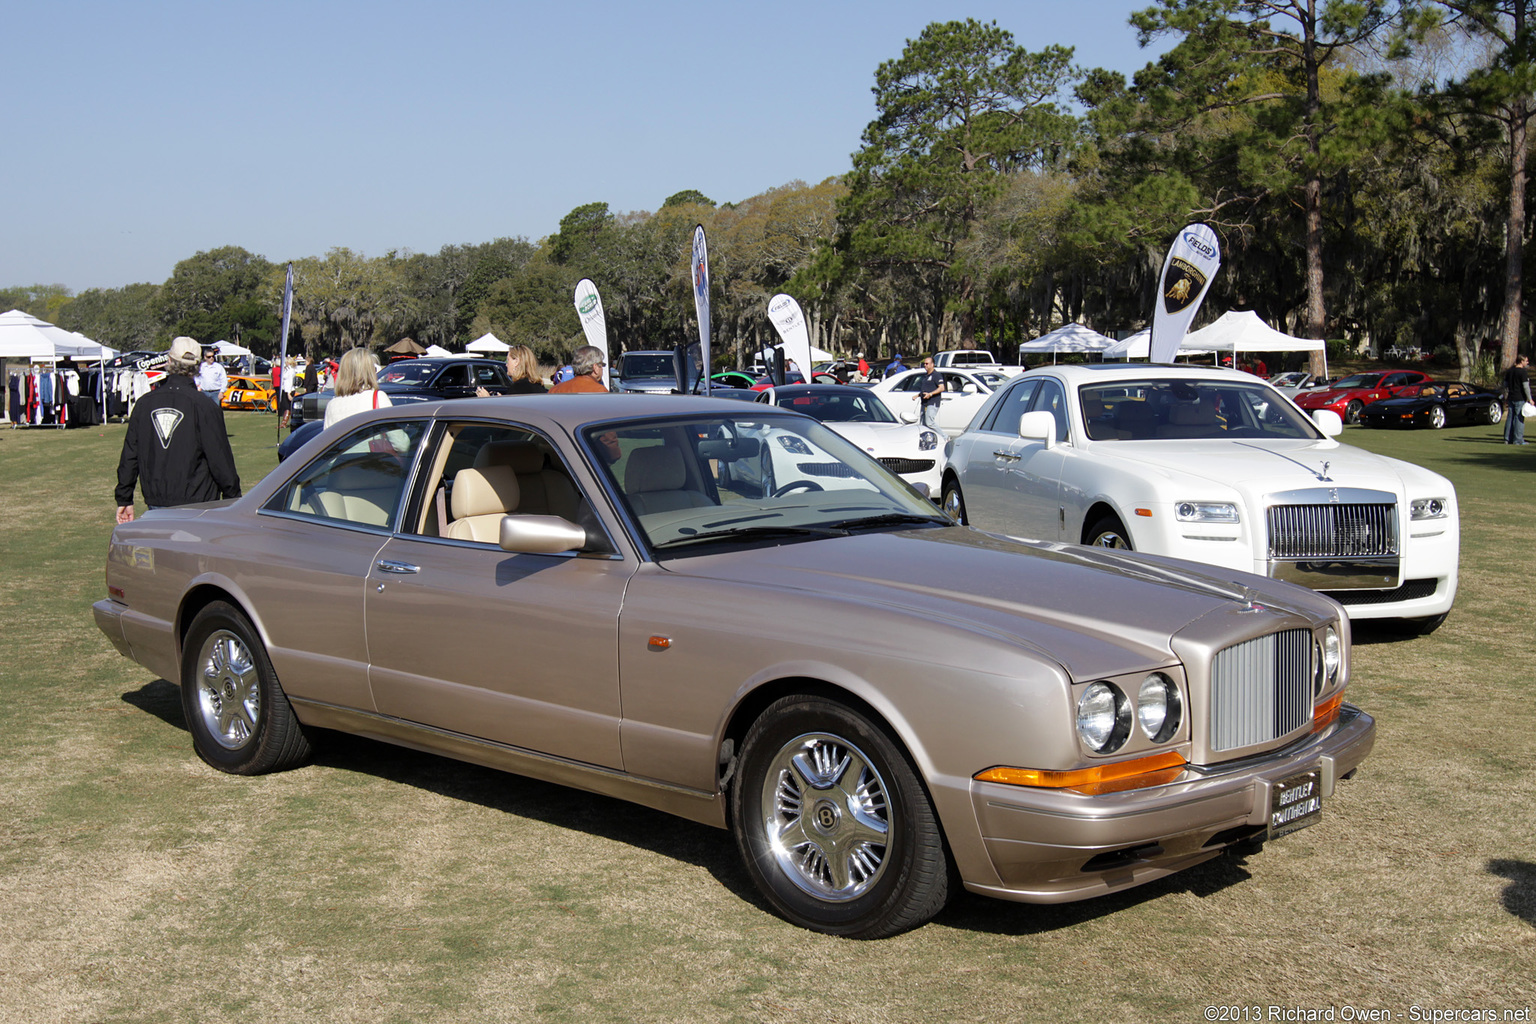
1266;503;1397;559
1211;629;1313;752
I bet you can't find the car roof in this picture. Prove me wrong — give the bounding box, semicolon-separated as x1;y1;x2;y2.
1017;363;1259;384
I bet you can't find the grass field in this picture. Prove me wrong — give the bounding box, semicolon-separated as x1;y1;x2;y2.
1;409;1532;1023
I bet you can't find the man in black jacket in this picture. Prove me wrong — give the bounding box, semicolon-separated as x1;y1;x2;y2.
115;336;241;523
1505;354;1531;445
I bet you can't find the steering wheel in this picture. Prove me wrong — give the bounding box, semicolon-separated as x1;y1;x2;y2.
772;480;824;497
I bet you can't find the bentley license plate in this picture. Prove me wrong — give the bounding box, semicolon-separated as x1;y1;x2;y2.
1268;768;1322;839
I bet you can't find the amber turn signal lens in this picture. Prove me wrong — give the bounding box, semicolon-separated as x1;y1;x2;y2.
1312;692;1343;731
975;750;1186;792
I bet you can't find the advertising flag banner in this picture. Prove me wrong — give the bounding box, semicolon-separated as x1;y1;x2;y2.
767;293;812;385
573;278;610;389
691;225;712;393
1150;224;1220;364
277;263;294;370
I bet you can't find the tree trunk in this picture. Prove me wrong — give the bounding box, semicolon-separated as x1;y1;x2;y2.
1303;0;1329;378
1501;90;1527;369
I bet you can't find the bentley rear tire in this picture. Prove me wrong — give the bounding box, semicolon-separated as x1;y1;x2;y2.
732;696;951;938
182;601;312;775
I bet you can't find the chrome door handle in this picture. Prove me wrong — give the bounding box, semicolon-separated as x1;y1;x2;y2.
376;560;420;574
992;450;1020;461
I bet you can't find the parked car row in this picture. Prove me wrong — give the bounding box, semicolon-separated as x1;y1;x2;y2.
97;391;1374;938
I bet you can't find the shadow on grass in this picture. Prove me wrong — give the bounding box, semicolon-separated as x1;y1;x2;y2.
1487;859;1536;928
121;678;186;729
117;678;1255;935
937;848;1254;936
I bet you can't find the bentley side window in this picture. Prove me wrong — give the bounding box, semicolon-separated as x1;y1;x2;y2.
270;420;428;529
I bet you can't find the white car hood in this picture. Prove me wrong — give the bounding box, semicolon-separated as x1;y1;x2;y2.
1088;438;1432;497
827;420;928;455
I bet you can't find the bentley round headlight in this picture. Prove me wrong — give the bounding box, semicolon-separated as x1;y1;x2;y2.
1077;682;1130;753
1323;626;1341;686
1137;673;1182;743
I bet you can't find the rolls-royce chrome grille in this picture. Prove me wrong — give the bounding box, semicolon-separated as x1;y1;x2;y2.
1211;630;1313;752
1266;503;1397;559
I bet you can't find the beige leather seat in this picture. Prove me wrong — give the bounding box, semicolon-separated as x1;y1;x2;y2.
473;440;580;521
1161;399;1220;438
446;465;521;542
623;446;715;515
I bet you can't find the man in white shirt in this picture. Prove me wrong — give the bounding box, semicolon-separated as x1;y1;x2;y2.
194;348;228;404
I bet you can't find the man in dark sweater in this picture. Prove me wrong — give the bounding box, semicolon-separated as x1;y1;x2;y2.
115;336;241;523
1505;354;1531;445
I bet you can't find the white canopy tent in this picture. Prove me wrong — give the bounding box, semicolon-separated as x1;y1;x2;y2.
211;339;254;358
1018;322;1115;362
1102;328;1205;361
423;344;454;358
59;332;118;361
465;332;510;354
1181;310;1328;376
0;308;80;361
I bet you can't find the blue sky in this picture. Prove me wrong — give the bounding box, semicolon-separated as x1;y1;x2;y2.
3;1;1170;292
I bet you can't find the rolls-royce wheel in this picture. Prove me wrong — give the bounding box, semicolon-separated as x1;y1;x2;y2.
181;601;312;775
1428;405;1446;429
1086;515;1133;550
1345;399;1364;425
1487;401;1504;425
732;696;951;938
941;479;967;524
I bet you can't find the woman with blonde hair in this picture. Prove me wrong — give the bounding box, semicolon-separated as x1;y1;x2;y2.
324;348;391;428
476;343;547;396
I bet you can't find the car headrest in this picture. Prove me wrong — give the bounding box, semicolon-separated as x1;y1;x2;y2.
1169;400;1217;425
452;465;521;519
625;446;688;494
473;440;545;474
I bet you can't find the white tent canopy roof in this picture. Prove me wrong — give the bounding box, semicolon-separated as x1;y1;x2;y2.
465;332;510;354
423;344;454;358
0;308;82;361
211;339;254;357
1018;322;1115;354
1181;310;1325;353
1102;328;1205;360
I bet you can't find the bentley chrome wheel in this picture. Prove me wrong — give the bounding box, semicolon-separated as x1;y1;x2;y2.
194;629;261;750
761;732;890;901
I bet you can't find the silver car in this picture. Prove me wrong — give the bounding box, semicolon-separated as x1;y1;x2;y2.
95;394;1373;937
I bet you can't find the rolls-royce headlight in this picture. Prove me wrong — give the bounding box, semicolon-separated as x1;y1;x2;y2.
1137;673;1182;742
1175;501;1239;523
918;430;939;451
1410;497;1448;520
1077;682;1130;753
1323;626;1341;686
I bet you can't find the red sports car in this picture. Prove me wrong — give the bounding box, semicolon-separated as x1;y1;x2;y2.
1292;369;1434;424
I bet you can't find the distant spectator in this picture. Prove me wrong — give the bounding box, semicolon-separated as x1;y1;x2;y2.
478;344;547;396
1504;354;1531;445
324;348;391;428
549;346;610;394
887;353;907;376
194;347;227;403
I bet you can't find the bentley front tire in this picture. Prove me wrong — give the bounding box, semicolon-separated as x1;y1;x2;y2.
732;696;951;938
181;601;312;775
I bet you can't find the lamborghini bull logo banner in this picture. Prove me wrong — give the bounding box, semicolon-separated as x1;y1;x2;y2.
1150;223;1220;364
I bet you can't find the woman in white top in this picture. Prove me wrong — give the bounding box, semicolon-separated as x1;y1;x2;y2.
324;348;391;428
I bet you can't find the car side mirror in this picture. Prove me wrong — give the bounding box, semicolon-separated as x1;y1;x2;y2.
1312;410;1344;437
962;383;978;394
898;408;919;424
1018;410;1057;448
499;515;588;554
